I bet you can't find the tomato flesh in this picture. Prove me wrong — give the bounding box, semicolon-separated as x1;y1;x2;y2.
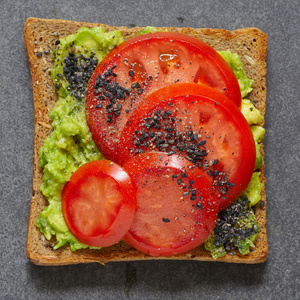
119;83;256;210
123;152;218;256
86;32;241;162
61;160;136;247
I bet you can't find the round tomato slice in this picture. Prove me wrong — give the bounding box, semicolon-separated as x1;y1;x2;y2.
122;152;218;257
86;32;241;162
119;83;256;211
61;160;136;247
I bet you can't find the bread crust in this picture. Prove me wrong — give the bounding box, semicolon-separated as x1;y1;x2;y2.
24;17;268;265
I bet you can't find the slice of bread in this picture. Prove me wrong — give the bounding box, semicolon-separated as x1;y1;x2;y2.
24;17;268;265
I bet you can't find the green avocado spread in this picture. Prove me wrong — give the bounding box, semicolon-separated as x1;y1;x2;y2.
36;27;265;255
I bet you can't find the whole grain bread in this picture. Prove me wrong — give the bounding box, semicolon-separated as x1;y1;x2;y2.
24;17;268;266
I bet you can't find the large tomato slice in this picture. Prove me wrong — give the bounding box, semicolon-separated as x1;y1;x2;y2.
122;152;218;257
119;83;256;210
86;32;241;162
61;160;136;247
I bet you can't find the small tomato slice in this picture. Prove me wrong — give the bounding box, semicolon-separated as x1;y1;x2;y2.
123;152;218;257
119;83;256;210
61;160;136;247
86;32;241;162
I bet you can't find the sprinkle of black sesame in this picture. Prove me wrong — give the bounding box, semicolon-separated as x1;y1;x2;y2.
210;197;258;253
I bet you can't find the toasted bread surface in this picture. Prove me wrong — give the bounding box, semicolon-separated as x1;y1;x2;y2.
25;17;268;266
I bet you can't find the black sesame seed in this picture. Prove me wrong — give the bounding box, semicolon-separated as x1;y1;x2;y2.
213;170;219;177
213;159;219;165
55;40;60;45
129;70;134;78
36;52;43;57
259;201;265;208
162;217;170;223
181;172;187;179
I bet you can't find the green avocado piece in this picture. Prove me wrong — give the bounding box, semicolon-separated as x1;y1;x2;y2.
251;125;265;143
242;172;263;206
204;234;226;259
251;125;265;170
218;51;253;98
138;26;165;35
51;27;124;98
241;99;263;125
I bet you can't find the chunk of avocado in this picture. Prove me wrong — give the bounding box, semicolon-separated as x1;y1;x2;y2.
242;172;263;206
241;99;263;125
251;125;265;169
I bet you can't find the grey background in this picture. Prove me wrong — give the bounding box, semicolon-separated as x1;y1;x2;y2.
1;0;299;299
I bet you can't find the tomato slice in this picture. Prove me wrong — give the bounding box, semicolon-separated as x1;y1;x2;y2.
119;83;256;210
86;32;241;162
61;160;136;247
122;152;218;257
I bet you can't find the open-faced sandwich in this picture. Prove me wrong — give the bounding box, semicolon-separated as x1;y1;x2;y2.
24;17;268;265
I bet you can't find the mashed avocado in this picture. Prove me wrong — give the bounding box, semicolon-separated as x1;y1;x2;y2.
218;51;253;98
37;27;124;251
37;27;264;253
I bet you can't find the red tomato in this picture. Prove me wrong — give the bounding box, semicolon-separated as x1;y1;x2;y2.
86;32;241;162
118;83;256;210
122;152;218;257
61;160;136;247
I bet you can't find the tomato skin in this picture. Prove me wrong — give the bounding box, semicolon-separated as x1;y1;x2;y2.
122;152;218;257
61;160;136;247
86;32;241;162
119;83;256;211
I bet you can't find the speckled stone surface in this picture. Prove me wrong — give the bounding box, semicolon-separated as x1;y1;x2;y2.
0;0;299;299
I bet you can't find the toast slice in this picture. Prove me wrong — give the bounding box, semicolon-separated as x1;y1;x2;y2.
24;17;268;265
